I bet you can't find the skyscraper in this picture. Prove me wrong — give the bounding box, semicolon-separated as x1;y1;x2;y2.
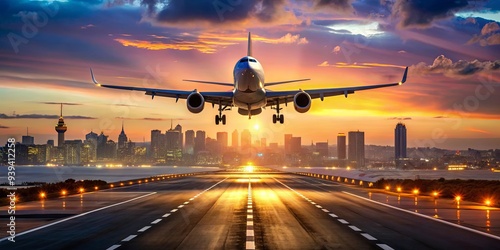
284;134;292;155
241;129;251;153
194;130;206;154
337;133;346;159
55;104;67;147
395;123;407;160
348;131;365;168
118;122;128;149
232;129;239;150
217;132;228;150
185;130;195;154
174;124;183;151
22;128;34;145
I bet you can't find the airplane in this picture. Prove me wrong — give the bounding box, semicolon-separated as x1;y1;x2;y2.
90;32;408;125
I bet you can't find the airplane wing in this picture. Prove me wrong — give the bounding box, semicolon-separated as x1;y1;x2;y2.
182;79;234;87
265;67;408;106
90;68;233;105
266;78;311;86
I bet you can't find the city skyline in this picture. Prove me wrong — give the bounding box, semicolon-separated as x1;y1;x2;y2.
0;1;499;150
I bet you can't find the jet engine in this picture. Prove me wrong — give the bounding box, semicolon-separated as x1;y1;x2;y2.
187;92;205;113
293;91;311;113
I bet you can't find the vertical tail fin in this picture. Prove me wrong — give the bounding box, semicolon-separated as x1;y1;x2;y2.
247;32;252;57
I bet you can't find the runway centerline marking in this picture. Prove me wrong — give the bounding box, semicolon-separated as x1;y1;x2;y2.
0;192;157;243
106;245;121;250
138;226;151;232
361;233;377;241
377;244;395;250
246;180;256;250
122;235;137;241
151;219;162;224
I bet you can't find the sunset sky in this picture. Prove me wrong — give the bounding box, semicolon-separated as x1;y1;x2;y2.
0;0;499;150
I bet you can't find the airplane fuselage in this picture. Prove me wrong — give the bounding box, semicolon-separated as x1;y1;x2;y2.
232;56;266;113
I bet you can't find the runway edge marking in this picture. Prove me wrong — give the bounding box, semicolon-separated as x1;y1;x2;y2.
343;191;500;241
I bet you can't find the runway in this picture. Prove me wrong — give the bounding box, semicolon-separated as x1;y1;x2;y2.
1;169;499;249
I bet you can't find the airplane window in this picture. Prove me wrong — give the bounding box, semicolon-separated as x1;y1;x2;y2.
239;59;248;63
249;59;257;62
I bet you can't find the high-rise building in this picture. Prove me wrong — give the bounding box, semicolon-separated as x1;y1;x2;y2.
84;131;98;163
284;134;292;155
55;104;67;147
166;128;182;161
118;122;128;149
395;123;407;160
337;133;346;159
64;140;82;165
241;129;251;153
185;130;195;154
260;138;267;148
290;136;302;154
348;131;365;168
232;129;239;150
97;132;108;160
22;135;34;145
194;130;206;154
150;129;166;160
217;132;228;150
174;124;183;151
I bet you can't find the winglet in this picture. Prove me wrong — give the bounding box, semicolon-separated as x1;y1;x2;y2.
399;66;408;85
90;68;101;86
247;32;252;57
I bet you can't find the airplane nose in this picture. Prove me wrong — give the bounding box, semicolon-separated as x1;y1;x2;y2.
238;69;260;92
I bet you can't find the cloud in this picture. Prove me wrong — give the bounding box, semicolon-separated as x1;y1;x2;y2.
0;125;9;129
115;32;309;53
38;102;83;106
411;55;500;77
391;0;473;28
0;114;96;119
115;116;188;121
318;61;406;69
388;117;412;120
142;0;299;28
467;22;500;46
313;0;355;14
433;116;449;119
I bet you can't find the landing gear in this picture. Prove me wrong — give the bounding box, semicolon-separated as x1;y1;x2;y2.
215;114;226;125
215;101;229;125
271;102;285;124
272;114;284;124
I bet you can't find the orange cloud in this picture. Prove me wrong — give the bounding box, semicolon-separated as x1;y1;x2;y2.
317;61;406;69
114;32;309;53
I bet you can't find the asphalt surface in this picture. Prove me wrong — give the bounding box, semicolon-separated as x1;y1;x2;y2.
1;170;499;249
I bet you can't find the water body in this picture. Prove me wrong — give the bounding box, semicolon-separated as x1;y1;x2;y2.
0;165;221;184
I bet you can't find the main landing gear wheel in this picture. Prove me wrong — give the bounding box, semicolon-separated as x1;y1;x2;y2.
215;114;227;125
272;114;285;124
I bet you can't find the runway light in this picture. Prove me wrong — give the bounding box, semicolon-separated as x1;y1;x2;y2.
129;182;133;185
40;192;46;199
432;191;439;197
385;185;390;191
455;196;461;202
79;188;84;193
110;184;114;188
138;180;142;183
94;186;98;190
61;190;67;196
413;189;419;195
120;183;124;186
397;187;402;193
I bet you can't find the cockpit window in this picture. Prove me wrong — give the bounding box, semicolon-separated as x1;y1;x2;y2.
239;59;248;63
249;59;257;62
